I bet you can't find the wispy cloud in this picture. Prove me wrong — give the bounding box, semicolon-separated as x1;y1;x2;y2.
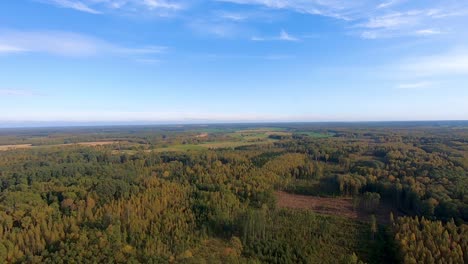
0;89;40;97
189;52;293;61
134;58;162;64
219;0;468;39
377;0;403;9
0;44;27;53
188;19;248;38
397;81;433;89
40;0;101;14
359;11;420;29
217;0;360;20
38;0;184;15
279;30;299;41
0;29;166;59
216;11;249;21
36;0;468;41
401;49;468;77
252;29;299;42
142;0;182;10
357;5;468;39
355;9;449;38
0;30;100;56
415;29;442;36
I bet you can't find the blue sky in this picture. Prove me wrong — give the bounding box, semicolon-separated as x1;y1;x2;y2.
0;0;467;124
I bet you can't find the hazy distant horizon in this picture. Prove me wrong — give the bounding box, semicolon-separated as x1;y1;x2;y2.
1;119;467;129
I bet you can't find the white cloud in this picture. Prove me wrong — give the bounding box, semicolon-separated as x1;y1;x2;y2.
0;29;166;58
142;0;182;10
397;82;433;89
279;30;299;41
358;5;468;38
377;0;403;9
0;89;38;96
0;44;27;54
219;0;468;39
401;49;468;77
218;12;247;21
188;20;246;38
359;12;419;29
360;31;378;39
35;0;468;41
415;29;442;36
0;30;100;56
134;58;162;64
250;36;264;41
38;0;184;14
42;0;101;14
251;30;299;42
217;0;360;20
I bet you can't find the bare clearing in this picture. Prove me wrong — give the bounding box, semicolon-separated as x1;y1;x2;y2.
64;141;120;147
0;141;119;151
0;144;33;151
276;191;397;225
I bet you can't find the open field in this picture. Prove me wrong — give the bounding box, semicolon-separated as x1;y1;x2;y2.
153;139;275;152
295;131;335;138
233;127;287;133
152;129;285;152
0;144;33;151
195;133;208;138
63;141;120;147
0;141;120;151
276;191;397;225
14;129;285;154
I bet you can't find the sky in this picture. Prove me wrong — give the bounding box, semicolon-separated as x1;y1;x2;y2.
0;0;467;125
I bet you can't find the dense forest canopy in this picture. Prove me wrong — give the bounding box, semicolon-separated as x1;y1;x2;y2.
0;122;466;263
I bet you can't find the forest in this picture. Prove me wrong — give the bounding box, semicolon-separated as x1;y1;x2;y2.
0;122;466;263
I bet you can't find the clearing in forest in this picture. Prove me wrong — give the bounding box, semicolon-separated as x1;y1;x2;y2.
0;141;119;151
0;144;33;151
276;191;397;225
61;141;120;147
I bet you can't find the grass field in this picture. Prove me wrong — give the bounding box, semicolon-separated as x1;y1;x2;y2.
0;129;284;153
153;128;286;152
0;128;287;153
295;131;335;138
0;141;120;151
153;139;275;152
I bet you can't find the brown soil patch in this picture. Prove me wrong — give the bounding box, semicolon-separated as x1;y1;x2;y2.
0;144;33;151
72;141;120;146
53;141;121;147
195;133;208;138
0;141;119;151
276;191;398;225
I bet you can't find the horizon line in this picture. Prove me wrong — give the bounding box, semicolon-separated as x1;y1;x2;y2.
1;119;467;129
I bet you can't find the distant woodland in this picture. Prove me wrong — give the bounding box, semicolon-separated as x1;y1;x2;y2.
0;122;466;263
